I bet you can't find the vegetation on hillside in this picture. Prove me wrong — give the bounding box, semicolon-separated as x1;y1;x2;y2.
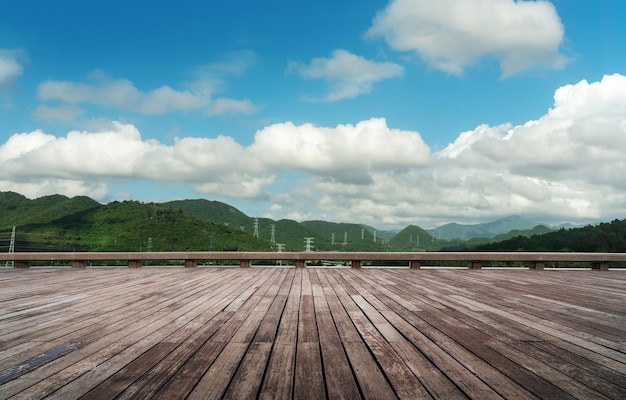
475;219;626;252
2;192;624;253
0;193;272;252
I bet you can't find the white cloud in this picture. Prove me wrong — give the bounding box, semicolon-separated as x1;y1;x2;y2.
205;98;258;116
287;49;404;100
37;56;259;116
33;105;85;124
3;75;626;228
249;118;430;183
37;77;209;115
367;0;568;76
0;49;25;88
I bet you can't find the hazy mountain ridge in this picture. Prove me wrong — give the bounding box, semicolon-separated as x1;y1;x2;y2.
426;215;545;240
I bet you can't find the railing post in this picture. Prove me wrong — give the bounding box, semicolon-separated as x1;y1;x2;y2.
128;260;141;268
351;260;362;269
469;261;482;270
530;261;544;270
14;261;29;269
410;260;421;269
185;259;197;268
295;260;305;269
72;260;86;268
592;262;609;271
240;260;251;268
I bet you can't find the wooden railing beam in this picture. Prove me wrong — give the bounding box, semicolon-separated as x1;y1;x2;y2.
1;252;624;270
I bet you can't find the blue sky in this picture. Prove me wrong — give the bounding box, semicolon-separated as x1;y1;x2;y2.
1;0;625;229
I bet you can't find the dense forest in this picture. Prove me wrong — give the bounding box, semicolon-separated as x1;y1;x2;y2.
474;219;626;252
1;191;625;253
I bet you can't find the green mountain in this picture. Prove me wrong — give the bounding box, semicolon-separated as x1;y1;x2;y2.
442;225;555;250
0;193;273;252
163;199;250;228
165;200;389;251
427;215;542;240
475;219;626;252
0;192;100;228
3;192;623;254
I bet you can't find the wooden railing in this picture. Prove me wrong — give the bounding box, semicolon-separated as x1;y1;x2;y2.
2;251;626;270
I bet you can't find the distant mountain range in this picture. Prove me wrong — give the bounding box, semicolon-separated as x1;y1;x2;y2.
427;215;548;241
3;191;620;253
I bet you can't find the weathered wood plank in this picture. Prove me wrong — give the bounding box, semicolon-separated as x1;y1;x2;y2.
0;268;624;400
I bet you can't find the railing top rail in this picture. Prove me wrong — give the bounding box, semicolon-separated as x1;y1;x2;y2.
2;251;626;262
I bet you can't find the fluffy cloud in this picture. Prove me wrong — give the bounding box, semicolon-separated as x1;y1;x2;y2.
314;74;626;226
3;74;626;227
249;118;429;183
367;0;568;76
287;49;404;100
0;49;25;88
0;118;426;200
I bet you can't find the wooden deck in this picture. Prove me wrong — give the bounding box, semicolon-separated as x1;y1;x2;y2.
0;267;624;399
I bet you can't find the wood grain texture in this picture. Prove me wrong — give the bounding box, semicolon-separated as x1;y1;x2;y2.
0;267;624;399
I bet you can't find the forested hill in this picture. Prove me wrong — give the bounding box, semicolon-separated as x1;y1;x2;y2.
2;192;624;253
475;219;626;252
0;193;272;252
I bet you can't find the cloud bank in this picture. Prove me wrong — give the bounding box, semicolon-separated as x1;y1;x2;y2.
367;0;568;76
2;74;625;228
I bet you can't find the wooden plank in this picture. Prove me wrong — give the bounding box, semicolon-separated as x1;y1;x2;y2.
294;342;325;400
343;341;398;400
115;311;234;400
345;270;528;399
222;342;273;399
2;269;267;399
186;342;249;400
312;270;362;399
258;270;300;400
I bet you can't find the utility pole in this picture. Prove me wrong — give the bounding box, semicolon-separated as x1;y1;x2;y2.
6;226;15;267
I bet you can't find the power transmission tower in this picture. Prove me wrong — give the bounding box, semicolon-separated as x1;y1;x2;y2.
331;233;335;244
344;232;347;245
253;218;259;238
304;237;314;252
276;243;285;266
6;226;15;267
209;232;215;251
270;224;276;242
